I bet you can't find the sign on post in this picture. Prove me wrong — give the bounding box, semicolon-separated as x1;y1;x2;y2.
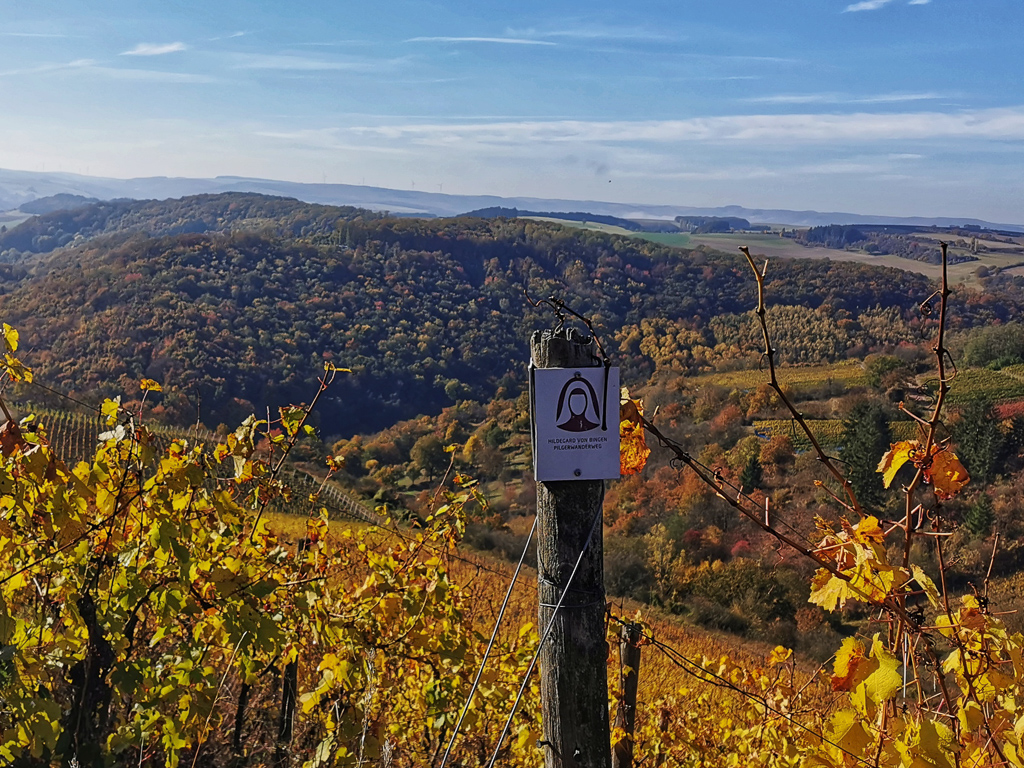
532;366;621;482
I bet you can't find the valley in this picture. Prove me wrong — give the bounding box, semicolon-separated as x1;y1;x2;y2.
2;191;1024;765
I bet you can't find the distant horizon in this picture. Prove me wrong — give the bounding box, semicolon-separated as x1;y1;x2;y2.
2;165;1023;230
2;1;1023;223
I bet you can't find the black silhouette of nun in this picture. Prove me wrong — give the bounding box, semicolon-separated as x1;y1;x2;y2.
555;373;600;432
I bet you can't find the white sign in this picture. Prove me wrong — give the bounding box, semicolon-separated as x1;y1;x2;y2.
532;366;620;482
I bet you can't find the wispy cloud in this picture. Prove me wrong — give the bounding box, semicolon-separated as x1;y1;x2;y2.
0;31;70;38
83;66;216;83
908;0;931;4
0;58;214;83
0;59;95;78
121;42;189;56
231;53;378;71
405;36;556;46
254;128;410;154
748;92;943;105
844;0;895;11
352;107;1024;146
209;31;247;41
508;25;679;43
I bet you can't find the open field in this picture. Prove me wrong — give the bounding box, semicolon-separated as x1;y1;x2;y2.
527;217;1024;284
519;216;637;236
633;231;692;247
0;210;30;228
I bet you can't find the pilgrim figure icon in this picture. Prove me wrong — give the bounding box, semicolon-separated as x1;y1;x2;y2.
555;372;601;433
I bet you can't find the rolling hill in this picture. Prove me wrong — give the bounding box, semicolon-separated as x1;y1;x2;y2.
1;193;1020;439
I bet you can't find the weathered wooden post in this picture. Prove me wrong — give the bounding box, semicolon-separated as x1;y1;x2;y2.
531;327;614;768
611;623;642;768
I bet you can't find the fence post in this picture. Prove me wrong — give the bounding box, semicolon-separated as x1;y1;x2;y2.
611;623;641;768
531;327;611;768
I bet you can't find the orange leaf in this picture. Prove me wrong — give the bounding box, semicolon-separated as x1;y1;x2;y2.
925;448;970;500
620;389;650;477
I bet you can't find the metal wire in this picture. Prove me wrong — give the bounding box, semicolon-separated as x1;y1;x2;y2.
438;515;538;768
483;504;604;768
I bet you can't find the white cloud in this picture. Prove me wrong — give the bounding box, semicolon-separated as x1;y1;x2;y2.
844;0;895;11
121;42;189;56
908;0;932;4
405;36;556;46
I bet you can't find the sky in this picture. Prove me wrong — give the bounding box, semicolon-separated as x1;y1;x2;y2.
1;0;1023;222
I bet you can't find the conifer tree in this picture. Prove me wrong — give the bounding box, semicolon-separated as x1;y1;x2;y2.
739;454;763;491
841;401;892;509
952;399;1005;484
964;492;995;537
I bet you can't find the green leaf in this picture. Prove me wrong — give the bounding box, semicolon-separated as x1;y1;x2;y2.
279;405;306;437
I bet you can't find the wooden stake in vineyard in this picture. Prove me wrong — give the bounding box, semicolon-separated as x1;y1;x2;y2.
611;622;641;768
530;325;618;768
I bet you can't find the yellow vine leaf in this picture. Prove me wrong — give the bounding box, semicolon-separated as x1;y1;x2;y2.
832;637;866;691
809;568;858;612
620;387;650;477
877;440;917;488
101;397;121;427
830;707;872;755
851;516;885;547
910;564;941;609
863;636;902;705
769;646;792;665
2;324;18;354
140;378;163;393
877;439;970;499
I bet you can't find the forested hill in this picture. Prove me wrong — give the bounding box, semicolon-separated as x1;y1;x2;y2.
0;193;1019;436
0;192;382;257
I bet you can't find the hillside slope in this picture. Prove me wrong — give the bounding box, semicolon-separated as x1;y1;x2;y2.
1;194;1019;436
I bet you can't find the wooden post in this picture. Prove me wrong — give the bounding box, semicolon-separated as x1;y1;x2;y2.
531;328;611;768
611;623;641;768
274;538;306;767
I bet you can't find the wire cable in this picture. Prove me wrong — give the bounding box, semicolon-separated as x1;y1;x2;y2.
484;505;604;768
617;620;876;768
438;515;538;768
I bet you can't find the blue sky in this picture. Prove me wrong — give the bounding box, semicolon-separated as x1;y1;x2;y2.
2;0;1023;221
